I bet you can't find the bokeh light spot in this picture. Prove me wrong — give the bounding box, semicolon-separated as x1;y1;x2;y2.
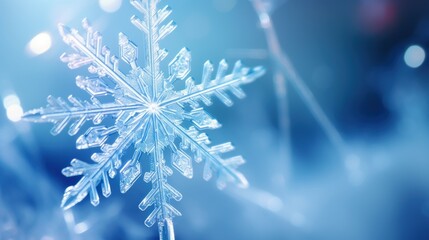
3;94;23;122
27;32;52;56
404;45;425;68
99;0;122;13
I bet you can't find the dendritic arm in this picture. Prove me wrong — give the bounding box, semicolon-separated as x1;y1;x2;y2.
22;95;144;136
159;113;248;189
61;112;149;209
130;0;176;100
58;20;146;103
139;115;181;239
161;60;265;108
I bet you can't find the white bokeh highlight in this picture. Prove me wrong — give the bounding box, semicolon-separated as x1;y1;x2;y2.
404;45;425;68
99;0;122;13
3;94;23;122
27;32;52;56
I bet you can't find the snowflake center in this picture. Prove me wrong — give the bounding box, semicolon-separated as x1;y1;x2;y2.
147;102;160;114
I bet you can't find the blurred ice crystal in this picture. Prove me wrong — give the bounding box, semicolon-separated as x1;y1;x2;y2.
251;0;350;170
0;119;73;240
22;0;265;239
252;0;287;14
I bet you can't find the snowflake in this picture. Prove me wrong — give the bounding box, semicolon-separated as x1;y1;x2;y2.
23;0;265;238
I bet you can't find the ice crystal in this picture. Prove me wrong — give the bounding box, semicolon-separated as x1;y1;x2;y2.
23;0;265;238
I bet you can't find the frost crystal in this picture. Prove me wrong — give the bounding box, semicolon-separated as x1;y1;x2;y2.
23;0;265;239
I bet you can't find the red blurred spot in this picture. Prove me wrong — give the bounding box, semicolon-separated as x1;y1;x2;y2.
358;0;397;34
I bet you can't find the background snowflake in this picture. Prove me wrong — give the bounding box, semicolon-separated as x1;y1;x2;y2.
22;0;265;239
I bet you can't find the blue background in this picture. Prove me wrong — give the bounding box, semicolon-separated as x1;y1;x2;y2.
1;0;429;239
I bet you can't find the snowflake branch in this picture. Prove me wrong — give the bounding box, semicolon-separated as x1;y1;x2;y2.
61;112;148;209
22;95;145;136
139;115;181;235
131;0;176;100
58;23;146;103
159;113;249;189
160;61;265;108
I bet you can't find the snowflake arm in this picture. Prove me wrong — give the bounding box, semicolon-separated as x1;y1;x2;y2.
161;60;265;108
58;20;147;103
129;0;177;101
139;115;182;236
159;112;248;189
61;111;149;209
22;95;144;136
